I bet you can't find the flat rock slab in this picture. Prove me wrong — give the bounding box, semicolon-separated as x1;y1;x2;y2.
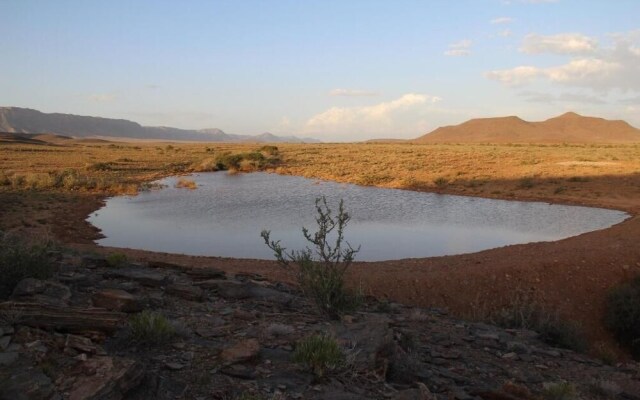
92;288;143;313
165;284;204;302
104;268;173;287
197;280;293;305
67;356;143;400
11;278;72;306
147;261;226;280
221;338;260;365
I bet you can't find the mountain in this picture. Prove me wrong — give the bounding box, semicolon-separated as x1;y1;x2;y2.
0;107;319;143
415;112;640;143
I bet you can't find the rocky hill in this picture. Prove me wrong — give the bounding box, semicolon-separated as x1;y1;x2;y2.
1;252;639;399
415;112;640;144
0;107;318;143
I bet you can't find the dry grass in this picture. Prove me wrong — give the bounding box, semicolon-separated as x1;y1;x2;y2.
175;178;197;190
1;141;640;213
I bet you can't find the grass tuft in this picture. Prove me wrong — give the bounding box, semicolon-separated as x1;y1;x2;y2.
128;310;176;345
0;232;54;299
293;334;343;378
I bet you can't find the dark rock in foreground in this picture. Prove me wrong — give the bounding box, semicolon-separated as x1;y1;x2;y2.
1;251;639;399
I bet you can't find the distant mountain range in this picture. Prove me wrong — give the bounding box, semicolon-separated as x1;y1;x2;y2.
0;107;319;143
414;112;640;143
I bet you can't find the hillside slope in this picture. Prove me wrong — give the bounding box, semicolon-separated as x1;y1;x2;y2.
415;112;640;143
0;107;317;143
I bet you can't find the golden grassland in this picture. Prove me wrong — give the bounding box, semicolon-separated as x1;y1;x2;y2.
2;141;640;211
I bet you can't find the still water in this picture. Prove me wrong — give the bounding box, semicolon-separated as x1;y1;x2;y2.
88;172;628;261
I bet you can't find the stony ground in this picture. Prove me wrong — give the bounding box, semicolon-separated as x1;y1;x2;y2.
1;253;640;400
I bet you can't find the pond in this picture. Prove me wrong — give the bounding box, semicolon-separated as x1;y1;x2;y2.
88;172;628;261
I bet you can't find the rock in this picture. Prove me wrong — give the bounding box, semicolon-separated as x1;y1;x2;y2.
195;326;227;338
104;268;173;287
81;254;109;269
165;283;204;302
11;278;72;306
65;334;98;354
331;314;394;372
391;383;435;400
164;362;185;371
67;356;143;400
220;339;260;365
0;369;54;400
0;335;10;350
197;280;293;305
132;373;188;400
92;288;142;312
147;261;226;280
220;364;257;379
0;351;18;366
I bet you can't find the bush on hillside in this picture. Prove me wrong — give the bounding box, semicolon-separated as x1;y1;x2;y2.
262;196;361;319
605;276;640;358
0;232;54;299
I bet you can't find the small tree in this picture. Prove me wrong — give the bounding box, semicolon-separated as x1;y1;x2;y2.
261;196;361;319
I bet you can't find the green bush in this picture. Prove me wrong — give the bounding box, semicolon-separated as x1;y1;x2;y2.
128;310;176;345
293;334;343;377
106;252;128;268
605;276;640;358
262;197;361;319
0;232;54;299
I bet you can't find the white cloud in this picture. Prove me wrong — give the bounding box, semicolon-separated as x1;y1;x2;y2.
329;88;379;97
485;66;542;85
499;29;513;38
487;30;640;92
304;93;442;140
521;33;598;55
491;17;513;24
445;39;472;56
87;93;116;103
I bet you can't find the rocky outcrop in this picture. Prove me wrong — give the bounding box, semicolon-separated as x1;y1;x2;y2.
1;251;639;399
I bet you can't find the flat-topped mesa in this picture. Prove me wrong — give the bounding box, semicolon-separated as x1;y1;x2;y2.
415;111;640;144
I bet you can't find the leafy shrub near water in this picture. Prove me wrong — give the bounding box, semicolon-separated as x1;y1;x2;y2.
0;232;54;299
106;252;128;268
192;148;280;173
605;276;640;358
293;334;344;378
262;196;362;319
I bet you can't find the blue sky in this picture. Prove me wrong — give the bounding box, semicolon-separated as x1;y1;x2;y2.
1;0;639;141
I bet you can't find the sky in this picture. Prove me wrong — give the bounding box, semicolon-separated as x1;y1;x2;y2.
1;0;639;142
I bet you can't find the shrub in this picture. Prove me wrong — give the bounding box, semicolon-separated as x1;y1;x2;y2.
605;276;640;358
518;177;535;189
259;145;279;155
85;162;112;171
433;177;448;188
128;310;176;345
106;252;128;268
175;178;197;190
262;197;361;319
293;334;343;377
491;293;587;352
542;382;577;400
0;232;54;299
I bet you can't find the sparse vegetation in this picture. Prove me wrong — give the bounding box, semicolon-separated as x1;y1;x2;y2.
175;178;197;189
293;334;343;378
490;292;587;352
605;276;640;359
128;310;176;345
0;232;54;299
542;382;577;400
106;252;128;268
262;197;361;319
434;176;448;188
